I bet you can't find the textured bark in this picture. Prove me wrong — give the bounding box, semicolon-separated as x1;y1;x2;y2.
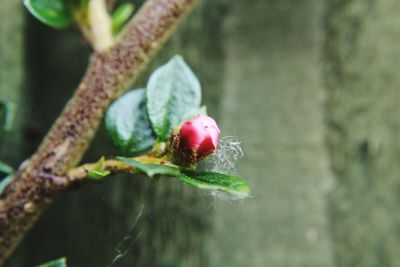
208;1;335;266
325;1;400;266
7;0;226;266
0;0;196;264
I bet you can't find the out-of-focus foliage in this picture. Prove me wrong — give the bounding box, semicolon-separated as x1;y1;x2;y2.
36;257;67;267
0;100;14;138
111;3;135;35
23;0;72;28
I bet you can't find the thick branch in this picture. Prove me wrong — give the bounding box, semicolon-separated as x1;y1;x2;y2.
0;0;196;263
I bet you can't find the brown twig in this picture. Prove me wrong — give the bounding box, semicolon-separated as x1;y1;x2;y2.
0;0;197;263
66;155;169;181
67;159;137;181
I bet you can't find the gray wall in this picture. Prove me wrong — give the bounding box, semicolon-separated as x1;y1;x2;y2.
208;1;334;266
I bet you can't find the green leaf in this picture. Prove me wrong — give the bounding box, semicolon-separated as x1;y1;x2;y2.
0;161;14;176
106;89;155;155
88;170;110;180
179;171;250;199
0;100;15;138
24;0;72;28
87;157;111;180
111;3;135;35
0;161;14;196
117;157;250;198
0;175;13;196
146;55;201;141
36;257;67;267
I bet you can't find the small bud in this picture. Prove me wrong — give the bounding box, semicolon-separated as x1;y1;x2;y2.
169;115;220;166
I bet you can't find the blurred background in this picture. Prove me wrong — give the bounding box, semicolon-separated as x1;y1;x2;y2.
2;0;400;266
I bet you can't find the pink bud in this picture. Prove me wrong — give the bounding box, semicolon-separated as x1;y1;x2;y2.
169;115;220;166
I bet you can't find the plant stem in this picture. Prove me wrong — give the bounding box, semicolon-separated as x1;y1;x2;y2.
67;155;169;181
88;0;113;52
0;0;197;263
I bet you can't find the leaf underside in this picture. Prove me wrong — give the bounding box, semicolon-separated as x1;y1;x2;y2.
117;157;250;198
